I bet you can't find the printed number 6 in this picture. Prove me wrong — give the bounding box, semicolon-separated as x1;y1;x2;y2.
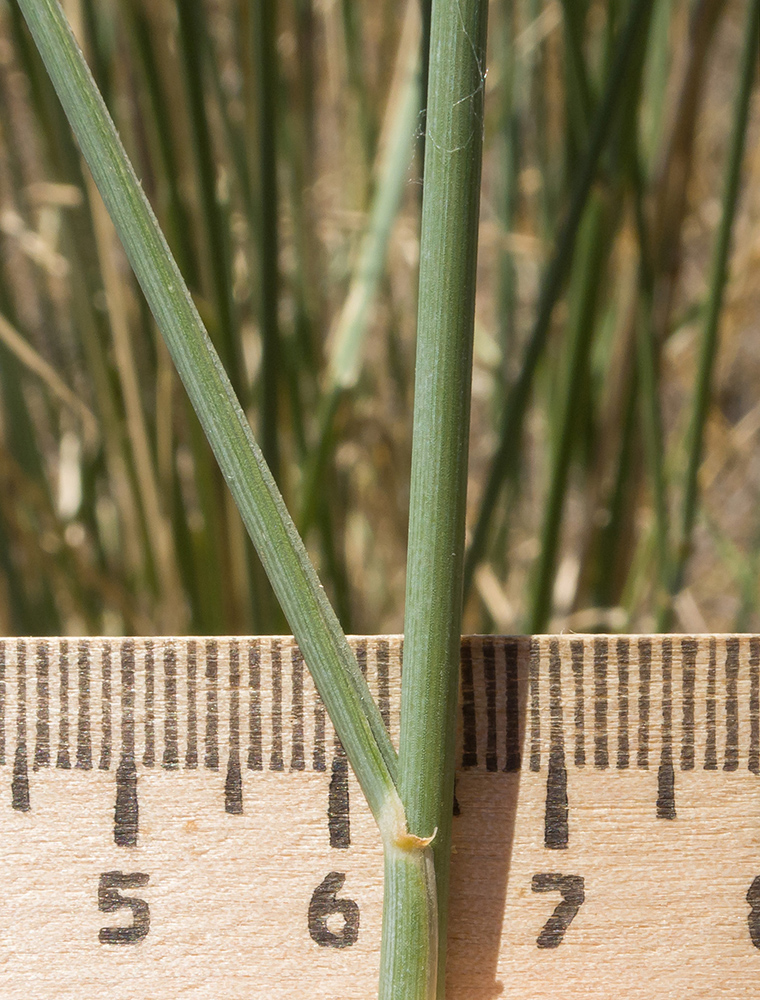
308;872;359;949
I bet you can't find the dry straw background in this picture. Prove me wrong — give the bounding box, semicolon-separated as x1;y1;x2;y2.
0;0;757;638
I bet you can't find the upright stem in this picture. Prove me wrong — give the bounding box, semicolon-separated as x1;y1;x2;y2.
252;0;281;481
381;2;489;998
528;192;607;633
462;0;654;599
631;163;671;622
417;0;432;174
175;1;242;401
663;0;759;625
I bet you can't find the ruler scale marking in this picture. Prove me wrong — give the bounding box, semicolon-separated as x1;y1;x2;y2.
504;638;521;772
12;641;29;811
329;734;350;849
377;639;391;733
229;641;241;758
545;639;568;850
290;645;305;772
5;633;760;999
529;638;540;772
34;641;50;770
143;639;155;767
6;635;755;803
461;639;477;768
115;640;138;847
637;638;651;770
205;640;220;771
750;636;759;774
356;639;367;678
705;637;717;770
570;639;585;768
76;640;92;770
120;640;136;756
593;638;608;770
248;640;262;771
616;638;630;769
99;644;111;770
725;636;740;771
681;638;696;771
163;646;179;769
313;690;326;773
225;641;243;815
656;638;675;820
484;641;497;772
270;640;283;772
57;640;71;769
186;640;198;769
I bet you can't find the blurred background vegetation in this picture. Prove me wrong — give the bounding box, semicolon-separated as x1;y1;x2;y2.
0;0;757;637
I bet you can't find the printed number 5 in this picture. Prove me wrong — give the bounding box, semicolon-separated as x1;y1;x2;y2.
747;876;760;949
98;871;150;945
532;873;585;949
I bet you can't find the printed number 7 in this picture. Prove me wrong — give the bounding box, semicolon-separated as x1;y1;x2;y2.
532;873;585;949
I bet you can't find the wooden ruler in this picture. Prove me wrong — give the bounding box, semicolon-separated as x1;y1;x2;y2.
1;634;759;998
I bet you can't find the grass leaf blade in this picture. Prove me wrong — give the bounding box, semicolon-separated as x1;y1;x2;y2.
16;0;400;824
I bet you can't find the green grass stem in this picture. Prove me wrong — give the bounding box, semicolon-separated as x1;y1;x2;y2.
463;0;654;600
559;0;593;142
662;0;759;628
387;1;488;996
124;0;199;285
493;1;520;382
251;0;282;481
631;161;671;621
528;192;607;632
176;0;243;402
591;373;639;610
341;0;377;182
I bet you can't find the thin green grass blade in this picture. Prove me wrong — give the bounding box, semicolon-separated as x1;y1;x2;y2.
591;376;638;611
463;0;655;600
298;22;420;535
493;2;520;381
251;0;282;481
17;0;401;827
631;160;671;622
123;0;200;285
640;0;673;165
528;192;608;633
559;0;593;141
175;0;243;402
341;0;377;182
662;0;759;627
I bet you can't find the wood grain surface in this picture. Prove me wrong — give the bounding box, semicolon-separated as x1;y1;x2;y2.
1;634;759;998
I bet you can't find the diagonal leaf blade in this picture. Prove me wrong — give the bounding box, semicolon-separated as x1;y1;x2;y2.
16;0;400;827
